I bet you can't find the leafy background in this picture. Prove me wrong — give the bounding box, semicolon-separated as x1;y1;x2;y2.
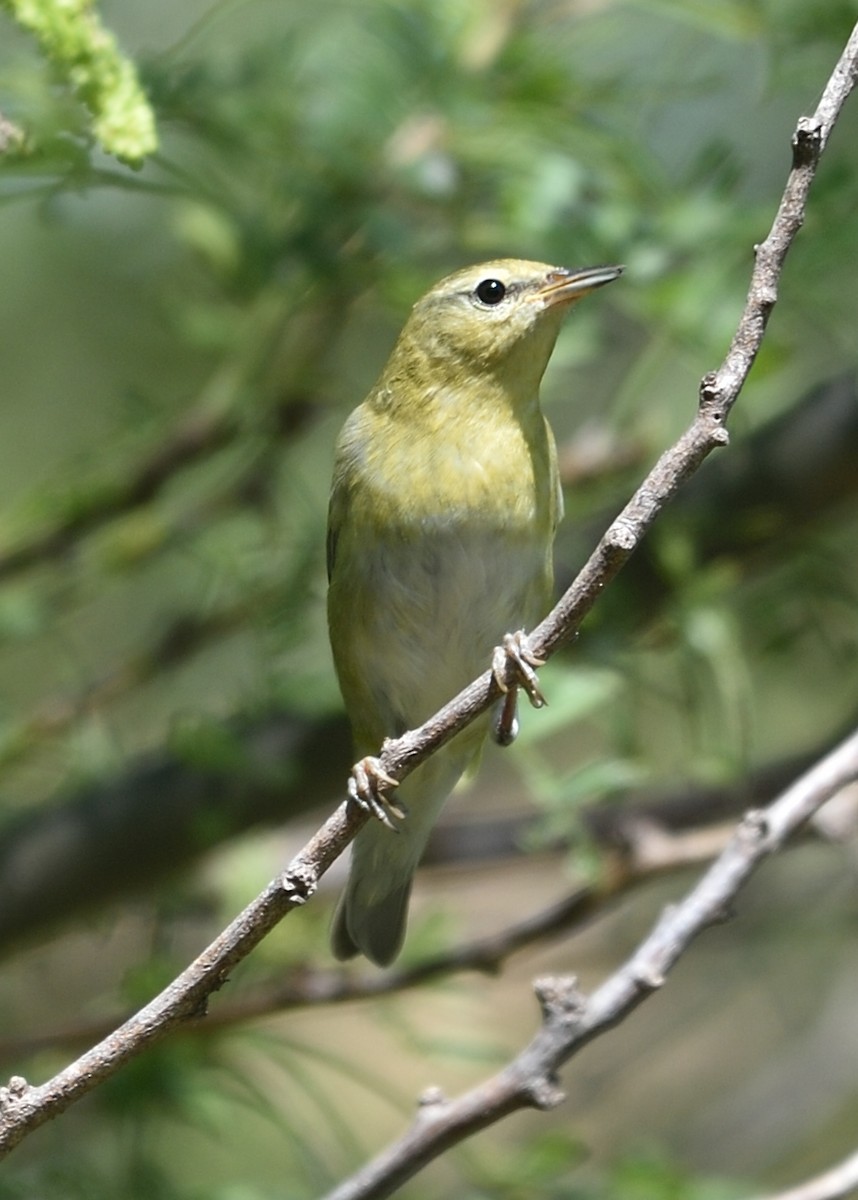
1;0;857;1196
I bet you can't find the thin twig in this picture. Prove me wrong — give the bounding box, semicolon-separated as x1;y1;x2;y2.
0;17;855;1163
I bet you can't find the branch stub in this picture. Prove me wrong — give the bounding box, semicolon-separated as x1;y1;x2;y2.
528;1073;566;1111
417;1085;447;1111
280;865;317;905
533;976;586;1027
792;116;823;167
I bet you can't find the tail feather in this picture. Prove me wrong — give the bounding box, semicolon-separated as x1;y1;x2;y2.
330;806;423;966
331;875;413;966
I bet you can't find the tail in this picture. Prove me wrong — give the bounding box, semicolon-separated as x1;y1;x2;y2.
330;753;465;966
330;856;413;966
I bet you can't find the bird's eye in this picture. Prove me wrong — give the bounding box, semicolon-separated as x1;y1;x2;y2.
474;278;507;306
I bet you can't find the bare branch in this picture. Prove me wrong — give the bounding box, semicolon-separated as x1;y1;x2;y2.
0;711;349;958
0;17;855;1163
0;815;735;1060
322;728;858;1200
1;695;834;958
10;767;856;1059
0;797;365;1155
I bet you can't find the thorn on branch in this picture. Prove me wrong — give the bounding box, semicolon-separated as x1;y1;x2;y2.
792;116;823;167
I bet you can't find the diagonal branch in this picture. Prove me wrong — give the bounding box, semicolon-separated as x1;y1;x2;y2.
0;17;856;1161
0;814;737;1060
8;761;855;1060
322;727;858;1200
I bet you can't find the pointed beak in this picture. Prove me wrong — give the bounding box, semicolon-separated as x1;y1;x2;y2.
535;264;623;309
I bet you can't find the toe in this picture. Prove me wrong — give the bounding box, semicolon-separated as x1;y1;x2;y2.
492;630;547;709
348;756;403;828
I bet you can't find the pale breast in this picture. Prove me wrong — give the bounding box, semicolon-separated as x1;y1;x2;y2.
328;394;557;746
330;521;551;744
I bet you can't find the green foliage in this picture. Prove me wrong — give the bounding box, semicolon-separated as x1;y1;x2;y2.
1;0;157;162
0;1;857;1197
459;1141;743;1200
462;1128;589;1198
603;1150;742;1200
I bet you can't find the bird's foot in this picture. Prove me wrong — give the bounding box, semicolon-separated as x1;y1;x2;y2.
492;630;547;705
348;753;404;830
491;630;547;745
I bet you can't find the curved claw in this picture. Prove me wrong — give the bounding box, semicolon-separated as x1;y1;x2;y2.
492;630;547;709
490;630;547;747
348;756;404;829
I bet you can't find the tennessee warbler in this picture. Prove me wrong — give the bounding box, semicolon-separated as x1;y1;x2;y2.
328;258;622;965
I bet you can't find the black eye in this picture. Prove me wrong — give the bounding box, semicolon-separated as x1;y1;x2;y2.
475;278;507;306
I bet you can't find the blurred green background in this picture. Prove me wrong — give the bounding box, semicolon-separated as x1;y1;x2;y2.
1;0;857;1197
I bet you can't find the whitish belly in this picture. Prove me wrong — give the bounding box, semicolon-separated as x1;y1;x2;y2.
343;527;549;736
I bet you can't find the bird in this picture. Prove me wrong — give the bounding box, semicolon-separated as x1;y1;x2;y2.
327;257;622;966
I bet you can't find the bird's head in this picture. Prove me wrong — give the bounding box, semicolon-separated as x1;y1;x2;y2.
400;258;622;394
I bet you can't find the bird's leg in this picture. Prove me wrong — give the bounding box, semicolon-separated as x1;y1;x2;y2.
492;688;520;747
348;749;405;830
491;630;547;746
